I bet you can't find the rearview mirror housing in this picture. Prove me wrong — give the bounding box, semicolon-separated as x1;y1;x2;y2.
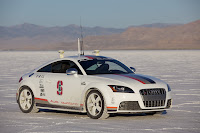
66;68;78;75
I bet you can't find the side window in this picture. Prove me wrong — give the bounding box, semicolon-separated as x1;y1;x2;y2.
52;60;83;75
37;64;52;72
52;61;64;73
52;62;62;73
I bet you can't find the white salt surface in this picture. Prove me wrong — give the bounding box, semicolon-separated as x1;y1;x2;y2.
0;50;199;133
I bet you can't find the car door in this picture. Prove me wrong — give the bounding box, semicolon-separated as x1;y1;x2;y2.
44;60;83;108
34;63;52;100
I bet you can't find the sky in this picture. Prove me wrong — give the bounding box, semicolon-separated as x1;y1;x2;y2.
0;0;200;28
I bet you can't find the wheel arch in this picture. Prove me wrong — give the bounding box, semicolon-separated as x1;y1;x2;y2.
81;83;113;112
16;85;36;102
17;84;39;113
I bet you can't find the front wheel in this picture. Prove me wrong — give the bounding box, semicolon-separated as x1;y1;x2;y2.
18;87;39;113
86;90;109;119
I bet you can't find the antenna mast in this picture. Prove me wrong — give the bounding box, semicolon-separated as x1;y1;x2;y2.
80;17;84;55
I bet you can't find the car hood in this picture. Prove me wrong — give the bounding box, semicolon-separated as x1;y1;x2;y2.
86;73;166;92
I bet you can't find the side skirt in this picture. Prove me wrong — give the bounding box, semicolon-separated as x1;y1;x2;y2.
36;103;82;111
35;97;85;113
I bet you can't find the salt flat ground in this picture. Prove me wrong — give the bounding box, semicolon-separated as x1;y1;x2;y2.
0;50;199;133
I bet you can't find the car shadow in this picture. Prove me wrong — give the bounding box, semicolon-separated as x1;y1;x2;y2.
39;109;87;116
39;109;167;118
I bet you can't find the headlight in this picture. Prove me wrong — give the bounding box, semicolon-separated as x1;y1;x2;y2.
167;84;171;92
108;85;134;93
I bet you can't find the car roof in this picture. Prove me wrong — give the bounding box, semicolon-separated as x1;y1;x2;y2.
33;55;114;72
67;55;114;61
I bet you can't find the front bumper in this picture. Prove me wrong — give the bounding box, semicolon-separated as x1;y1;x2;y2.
106;92;172;113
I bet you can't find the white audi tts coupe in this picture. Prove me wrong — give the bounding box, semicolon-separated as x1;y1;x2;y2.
16;54;172;119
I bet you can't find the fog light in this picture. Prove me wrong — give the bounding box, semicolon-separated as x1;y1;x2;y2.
119;102;125;110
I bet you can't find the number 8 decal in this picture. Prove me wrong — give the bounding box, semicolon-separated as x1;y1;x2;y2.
57;81;63;95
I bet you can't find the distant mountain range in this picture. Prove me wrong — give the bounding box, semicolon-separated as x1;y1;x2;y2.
0;23;124;50
0;23;125;40
0;20;199;50
82;20;200;50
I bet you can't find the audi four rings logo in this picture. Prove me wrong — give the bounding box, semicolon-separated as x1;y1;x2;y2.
148;89;160;95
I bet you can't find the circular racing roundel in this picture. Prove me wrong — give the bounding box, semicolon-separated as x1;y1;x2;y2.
57;81;63;95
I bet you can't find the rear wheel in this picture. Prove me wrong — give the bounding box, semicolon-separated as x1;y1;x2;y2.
86;90;109;119
18;87;39;113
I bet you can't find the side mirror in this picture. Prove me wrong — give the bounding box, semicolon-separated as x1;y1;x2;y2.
130;67;136;72
66;68;78;75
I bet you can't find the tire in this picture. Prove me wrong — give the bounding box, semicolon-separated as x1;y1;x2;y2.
85;90;109;119
18;87;39;113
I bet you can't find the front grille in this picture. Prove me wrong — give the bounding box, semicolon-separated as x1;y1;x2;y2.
143;100;165;107
119;101;141;110
140;88;166;107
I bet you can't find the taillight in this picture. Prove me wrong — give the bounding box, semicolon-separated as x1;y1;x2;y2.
19;77;23;83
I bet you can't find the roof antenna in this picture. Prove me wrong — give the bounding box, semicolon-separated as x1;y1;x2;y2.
78;38;81;56
80;17;84;55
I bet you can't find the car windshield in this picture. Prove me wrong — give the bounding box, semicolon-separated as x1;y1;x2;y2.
79;59;133;75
